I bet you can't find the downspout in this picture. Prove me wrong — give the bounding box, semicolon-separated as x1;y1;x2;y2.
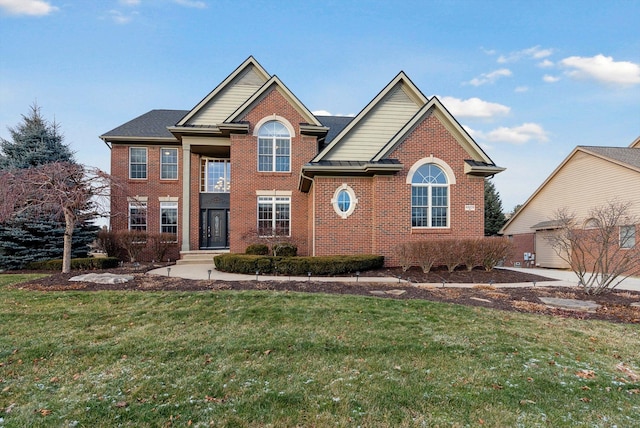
300;172;316;256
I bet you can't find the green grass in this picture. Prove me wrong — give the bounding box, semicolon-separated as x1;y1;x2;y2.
0;275;639;427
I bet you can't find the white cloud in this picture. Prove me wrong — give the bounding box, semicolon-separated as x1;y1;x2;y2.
439;96;510;118
498;45;553;63
538;59;554;68
560;54;640;85
0;0;57;16
119;0;140;5
514;86;529;93
465;68;512;86
109;9;136;24
174;0;207;8
473;123;549;145
543;74;560;83
312;110;332;116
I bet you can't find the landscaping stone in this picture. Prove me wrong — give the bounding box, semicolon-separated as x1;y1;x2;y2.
631;302;640;308
470;297;492;303
539;297;600;312
70;273;134;284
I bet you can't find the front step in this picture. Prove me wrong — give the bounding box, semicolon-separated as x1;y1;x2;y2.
177;250;229;265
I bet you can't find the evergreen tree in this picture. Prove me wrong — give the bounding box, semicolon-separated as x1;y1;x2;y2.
484;178;506;236
0;104;74;169
0;104;97;269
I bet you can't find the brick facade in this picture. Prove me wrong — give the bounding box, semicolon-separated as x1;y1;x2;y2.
104;58;502;267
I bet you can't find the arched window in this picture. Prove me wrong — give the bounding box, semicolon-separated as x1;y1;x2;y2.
258;120;290;172
411;163;449;228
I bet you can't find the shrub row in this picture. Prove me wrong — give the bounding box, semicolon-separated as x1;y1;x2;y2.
96;230;177;262
395;237;513;272
27;257;120;271
214;254;384;276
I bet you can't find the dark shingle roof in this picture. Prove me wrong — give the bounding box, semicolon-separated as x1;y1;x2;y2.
316;115;354;144
101;109;188;139
581;146;640;169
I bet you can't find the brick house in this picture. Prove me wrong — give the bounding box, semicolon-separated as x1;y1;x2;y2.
101;57;504;266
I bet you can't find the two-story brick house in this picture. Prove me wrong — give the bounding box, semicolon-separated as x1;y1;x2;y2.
101;57;504;266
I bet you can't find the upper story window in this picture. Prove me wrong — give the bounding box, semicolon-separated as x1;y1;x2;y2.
411;163;449;228
258;120;290;172
201;159;230;193
161;148;178;180
129;147;147;179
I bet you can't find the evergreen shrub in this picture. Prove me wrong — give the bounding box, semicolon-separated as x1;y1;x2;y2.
214;254;384;276
245;244;269;255
27;257;120;270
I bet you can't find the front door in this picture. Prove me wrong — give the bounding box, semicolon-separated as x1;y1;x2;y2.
200;209;228;249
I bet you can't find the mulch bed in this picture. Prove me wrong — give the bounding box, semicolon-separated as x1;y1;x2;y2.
9;265;640;324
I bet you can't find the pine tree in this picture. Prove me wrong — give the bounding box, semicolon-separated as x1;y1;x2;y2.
0;104;97;269
484;178;506;236
0;104;74;169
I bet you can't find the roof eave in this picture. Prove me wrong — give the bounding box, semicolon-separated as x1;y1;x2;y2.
298;162;403;192
464;164;506;177
99;135;179;144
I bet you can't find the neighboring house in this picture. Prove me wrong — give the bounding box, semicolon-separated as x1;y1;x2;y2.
500;137;640;268
101;57;504;266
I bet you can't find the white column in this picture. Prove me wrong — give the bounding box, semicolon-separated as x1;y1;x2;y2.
181;143;191;252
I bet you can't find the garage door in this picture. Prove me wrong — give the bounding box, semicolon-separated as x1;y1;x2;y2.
535;230;570;269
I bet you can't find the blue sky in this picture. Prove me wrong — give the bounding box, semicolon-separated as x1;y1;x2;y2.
1;0;639;213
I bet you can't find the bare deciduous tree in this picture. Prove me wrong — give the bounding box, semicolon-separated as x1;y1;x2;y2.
0;162;112;273
547;200;640;294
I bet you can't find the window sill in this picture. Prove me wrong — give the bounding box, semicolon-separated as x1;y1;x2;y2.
411;228;451;234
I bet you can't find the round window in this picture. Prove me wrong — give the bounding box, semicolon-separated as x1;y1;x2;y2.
332;184;358;218
336;189;351;213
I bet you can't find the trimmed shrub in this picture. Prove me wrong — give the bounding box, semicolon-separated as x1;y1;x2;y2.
117;230;147;263
414;241;439;273
461;238;483;271
27;257;120;270
96;229;122;258
148;233;177;262
272;242;297;257
395;243;413;272
214;254;384;276
480;237;513;271
245;244;269;255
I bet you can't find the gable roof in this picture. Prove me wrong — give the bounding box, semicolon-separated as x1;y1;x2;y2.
581;146;640;170
371;96;503;176
316;115;354;145
500;142;640;234
176;56;270;127
100;109;186;143
226;75;323;127
312;72;428;162
630;136;640;149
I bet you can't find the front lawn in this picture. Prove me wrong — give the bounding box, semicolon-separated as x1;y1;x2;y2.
0;277;639;426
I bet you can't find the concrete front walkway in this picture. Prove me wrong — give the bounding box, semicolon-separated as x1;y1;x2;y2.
148;263;640;292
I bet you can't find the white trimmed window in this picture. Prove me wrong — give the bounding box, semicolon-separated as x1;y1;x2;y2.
201;159;231;192
160;201;178;240
331;184;358;219
161;148;178;180
258;121;290;172
129;147;147;179
620;225;636;249
258;196;290;236
128;201;147;231
411;163;449;228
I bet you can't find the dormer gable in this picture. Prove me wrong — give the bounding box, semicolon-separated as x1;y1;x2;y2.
313;72;428;162
176;56;270;128
373;96;504;177
226;75;324;130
